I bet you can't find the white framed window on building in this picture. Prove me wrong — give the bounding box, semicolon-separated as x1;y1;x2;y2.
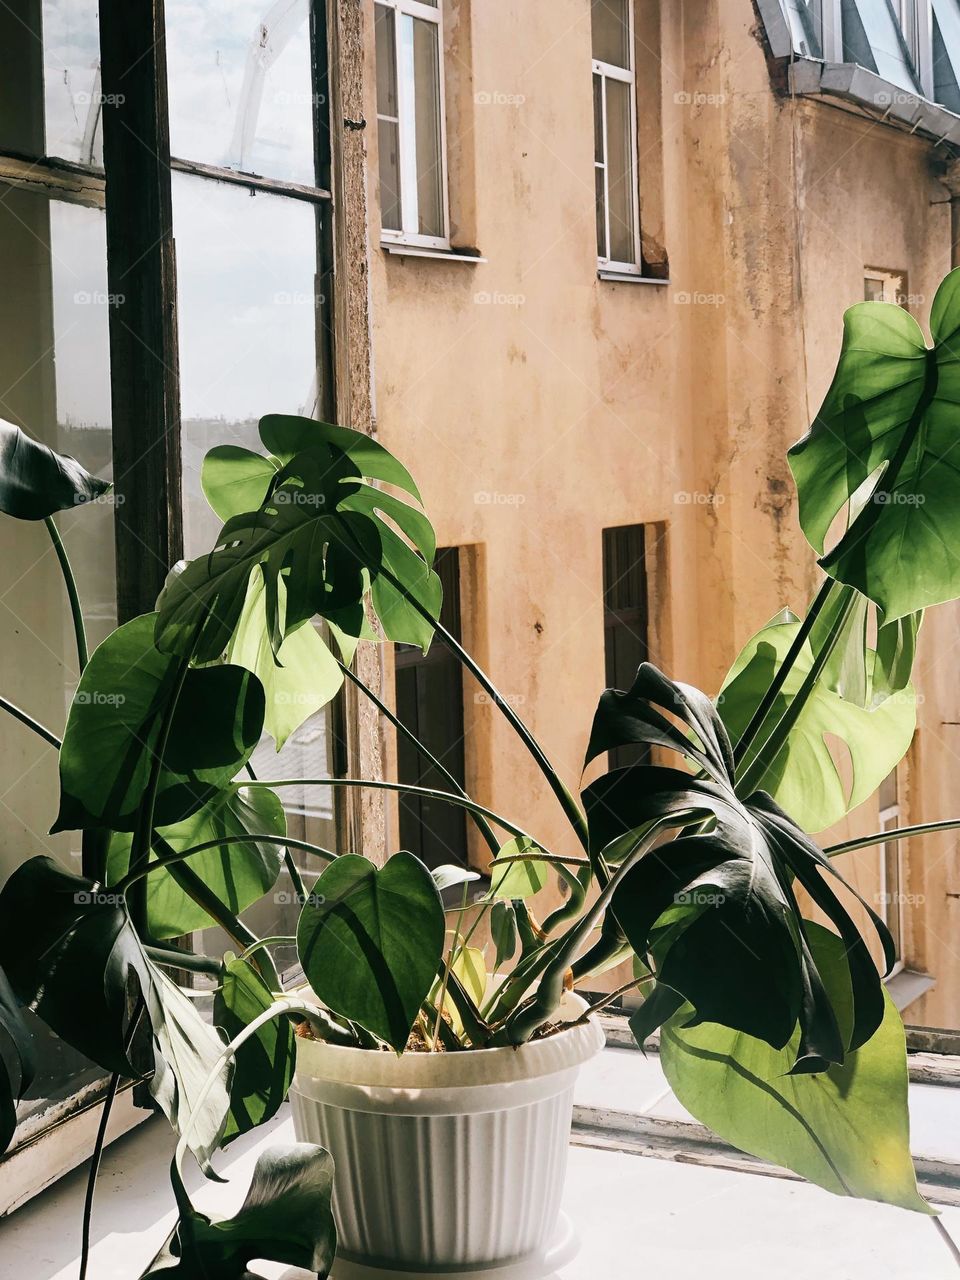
879;769;905;975
592;0;642;274
375;0;450;249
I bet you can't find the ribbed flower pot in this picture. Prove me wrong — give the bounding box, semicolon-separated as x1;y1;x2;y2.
290;991;605;1274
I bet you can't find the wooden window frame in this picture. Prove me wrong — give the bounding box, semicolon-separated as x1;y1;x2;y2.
592;2;643;276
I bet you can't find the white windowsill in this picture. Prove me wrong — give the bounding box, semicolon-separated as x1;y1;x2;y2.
886;968;937;1013
5;1047;960;1278
597;268;670;285
382;242;487;263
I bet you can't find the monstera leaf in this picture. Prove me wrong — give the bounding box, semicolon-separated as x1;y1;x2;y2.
297;853;445;1051
54;614;264;834
213;954;295;1144
788;269;960;621
0;857;230;1170
142;1143;336;1278
0;416;110;519
584;664;894;1070
658;924;930;1214
105;786;286;939
0;966;35;1153
717;607;916;832
158;417;439;669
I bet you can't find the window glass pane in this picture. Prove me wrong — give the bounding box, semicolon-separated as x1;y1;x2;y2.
0;184;116;1132
376;5;403;231
592;0;631;68
173;172;336;968
604;77;636;264
412;16;444;237
932;0;960;112
42;0;104;166
842;0;921;92
165;0;316;184
786;0;823;57
864;275;886;301
594;74;606;257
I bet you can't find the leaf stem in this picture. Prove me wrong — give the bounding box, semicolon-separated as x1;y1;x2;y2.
44;514;88;672
0;694;61;749
338;659;501;858
433;883;470;1050
116;833;338;893
824;818;960;858
731;577;833;767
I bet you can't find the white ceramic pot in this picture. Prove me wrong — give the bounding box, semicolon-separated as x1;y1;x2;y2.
290;990;605;1274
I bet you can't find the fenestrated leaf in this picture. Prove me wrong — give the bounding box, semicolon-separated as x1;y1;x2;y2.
0;857;230;1170
53;614;264;834
227;568;343;749
717;608;916;832
213;954;295;1144
488;836;549;899
142;1143;336;1279
297;853;445;1051
584;664;893;1068
105;786;286;939
788;269;960;622
0;416;110;519
0;965;35;1153
659;923;931;1214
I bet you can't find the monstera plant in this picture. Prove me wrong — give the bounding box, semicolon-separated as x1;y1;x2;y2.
3;272;960;1275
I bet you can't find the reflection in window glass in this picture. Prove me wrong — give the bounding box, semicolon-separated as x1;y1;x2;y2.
42;0;104;166
172;172;321;556
0;184;116;1130
605;78;636;264
165;0;316;184
376;4;403;232
842;0;921;92
412;17;443;237
592;0;631;68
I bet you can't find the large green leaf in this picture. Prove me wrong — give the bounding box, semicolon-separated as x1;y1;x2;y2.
214;954;295;1144
0;857;230;1170
105;786;285;939
718;608;916;832
53;614;264;834
584;665;894;1069
297;853;445;1051
788;270;960;621
0;416;110;519
227;569;343;748
0;966;35;1153
488;836;549;899
658;923;931;1214
142;1143;336;1278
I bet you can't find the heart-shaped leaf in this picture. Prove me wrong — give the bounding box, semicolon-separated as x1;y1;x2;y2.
141;1143;336;1278
585;664;894;1068
658;923;931;1214
0;857;230;1169
297;852;445;1051
717;607;916;832
788;269;960;621
488;836;549;899
214;954;295;1144
0;416;110;519
105;786;285;939
53;614;264;834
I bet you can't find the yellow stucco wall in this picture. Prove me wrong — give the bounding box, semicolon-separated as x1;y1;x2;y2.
361;0;959;1027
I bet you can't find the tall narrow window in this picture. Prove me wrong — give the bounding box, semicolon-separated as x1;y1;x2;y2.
395;548;468;868
592;0;640;273
375;0;448;248
603;525;650;769
880;769;904;971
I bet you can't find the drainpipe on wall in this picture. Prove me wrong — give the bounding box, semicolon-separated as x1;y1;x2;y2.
943;154;960;270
